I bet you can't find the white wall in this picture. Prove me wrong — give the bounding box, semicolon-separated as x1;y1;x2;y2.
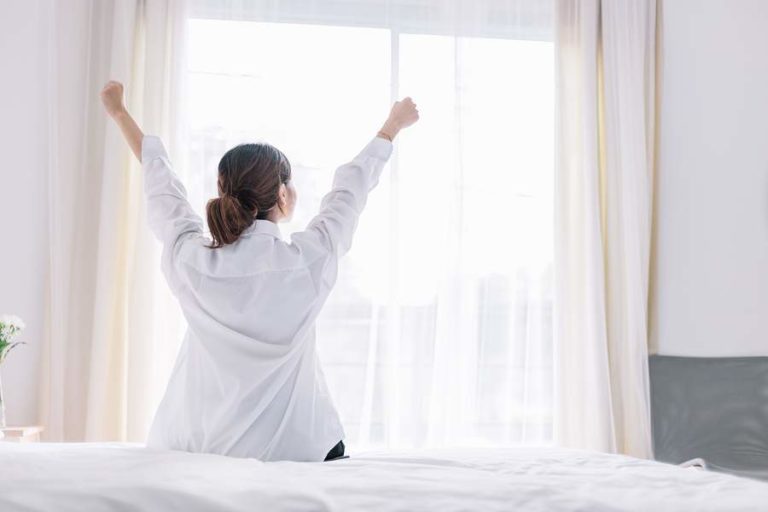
653;0;768;356
0;0;49;425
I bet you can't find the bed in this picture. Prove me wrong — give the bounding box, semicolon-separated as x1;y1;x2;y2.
2;442;767;511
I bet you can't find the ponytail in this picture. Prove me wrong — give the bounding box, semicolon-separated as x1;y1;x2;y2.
206;194;256;248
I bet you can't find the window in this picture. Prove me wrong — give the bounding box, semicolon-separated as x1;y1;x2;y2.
184;1;553;449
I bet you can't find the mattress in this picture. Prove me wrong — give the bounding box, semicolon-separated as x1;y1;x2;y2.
2;443;767;511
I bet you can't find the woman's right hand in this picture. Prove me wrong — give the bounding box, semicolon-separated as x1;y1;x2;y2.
100;80;127;118
379;97;419;140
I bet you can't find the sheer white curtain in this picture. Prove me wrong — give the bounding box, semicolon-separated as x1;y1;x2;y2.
41;0;186;441
180;0;555;449
553;0;657;458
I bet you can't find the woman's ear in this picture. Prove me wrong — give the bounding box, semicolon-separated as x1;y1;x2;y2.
277;183;288;215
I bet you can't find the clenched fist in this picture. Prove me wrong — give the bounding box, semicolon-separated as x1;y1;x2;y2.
379;97;420;140
100;80;126;118
388;97;419;130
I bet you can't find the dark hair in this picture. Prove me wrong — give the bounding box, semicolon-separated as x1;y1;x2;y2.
206;143;291;248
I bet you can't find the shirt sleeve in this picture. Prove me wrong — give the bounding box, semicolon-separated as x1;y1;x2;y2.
291;136;393;259
142;135;204;250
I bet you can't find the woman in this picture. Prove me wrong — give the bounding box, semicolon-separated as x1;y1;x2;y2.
100;81;419;462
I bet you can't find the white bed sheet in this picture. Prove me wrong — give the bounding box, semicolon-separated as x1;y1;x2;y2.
2;442;767;511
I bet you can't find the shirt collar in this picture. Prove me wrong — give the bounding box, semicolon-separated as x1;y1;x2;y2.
242;219;282;239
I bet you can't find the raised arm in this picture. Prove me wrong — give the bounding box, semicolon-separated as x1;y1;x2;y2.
292;97;419;268
100;80;203;287
100;81;143;161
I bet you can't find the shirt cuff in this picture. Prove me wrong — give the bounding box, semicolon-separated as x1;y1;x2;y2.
142;135;169;164
360;136;393;161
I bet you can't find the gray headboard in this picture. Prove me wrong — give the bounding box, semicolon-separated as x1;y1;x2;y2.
650;355;768;481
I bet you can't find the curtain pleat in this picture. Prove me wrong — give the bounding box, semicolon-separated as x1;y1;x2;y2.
554;0;656;458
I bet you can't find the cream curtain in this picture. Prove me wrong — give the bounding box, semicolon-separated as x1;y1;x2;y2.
41;0;186;441
553;0;657;458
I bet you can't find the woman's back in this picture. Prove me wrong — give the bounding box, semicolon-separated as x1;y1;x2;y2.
146;226;343;461
179;222;319;345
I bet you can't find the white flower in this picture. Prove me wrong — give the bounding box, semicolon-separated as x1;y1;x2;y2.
0;314;25;331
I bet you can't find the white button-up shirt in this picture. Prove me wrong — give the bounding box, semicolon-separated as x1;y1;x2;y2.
142;135;393;461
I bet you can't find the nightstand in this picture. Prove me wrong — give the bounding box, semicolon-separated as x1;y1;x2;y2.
0;425;44;443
